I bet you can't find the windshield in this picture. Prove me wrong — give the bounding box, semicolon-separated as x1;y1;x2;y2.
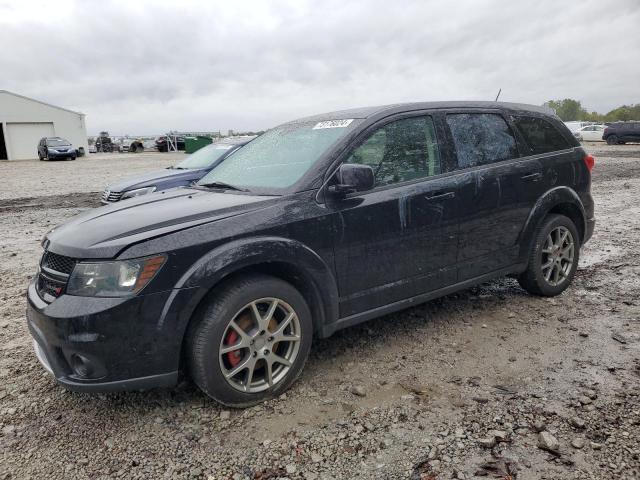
47;138;71;146
197;119;361;191
175;143;236;169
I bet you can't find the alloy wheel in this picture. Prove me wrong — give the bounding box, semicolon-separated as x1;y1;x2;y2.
218;298;301;393
540;226;575;287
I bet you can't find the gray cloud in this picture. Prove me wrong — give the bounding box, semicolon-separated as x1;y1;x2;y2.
1;0;638;135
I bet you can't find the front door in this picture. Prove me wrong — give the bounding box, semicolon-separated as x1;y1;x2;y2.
330;114;459;317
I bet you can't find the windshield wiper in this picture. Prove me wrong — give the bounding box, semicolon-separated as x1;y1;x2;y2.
198;181;249;192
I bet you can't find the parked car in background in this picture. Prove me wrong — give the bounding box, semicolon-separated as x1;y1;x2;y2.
37;137;76;161
28;102;595;407
101;137;254;203
155;135;186;152
573;124;606;142
603;122;640;145
564;121;590;133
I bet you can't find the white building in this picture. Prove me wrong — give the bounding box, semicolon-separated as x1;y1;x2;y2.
0;90;88;160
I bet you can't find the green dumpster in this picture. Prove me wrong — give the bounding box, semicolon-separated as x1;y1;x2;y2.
184;136;213;154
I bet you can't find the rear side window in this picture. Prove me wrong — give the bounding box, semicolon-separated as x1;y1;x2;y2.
345;115;441;187
446;113;518;168
512;116;571;154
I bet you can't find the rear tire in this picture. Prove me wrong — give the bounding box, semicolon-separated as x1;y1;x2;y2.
606;135;618;145
187;274;313;407
518;214;580;296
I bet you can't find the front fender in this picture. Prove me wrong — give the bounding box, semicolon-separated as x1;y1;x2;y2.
159;236;339;344
518;186;587;259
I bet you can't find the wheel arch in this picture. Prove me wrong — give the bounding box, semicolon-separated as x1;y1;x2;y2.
518;186;587;261
167;236;339;369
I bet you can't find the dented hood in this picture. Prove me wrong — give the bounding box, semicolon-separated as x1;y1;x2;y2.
45;188;276;259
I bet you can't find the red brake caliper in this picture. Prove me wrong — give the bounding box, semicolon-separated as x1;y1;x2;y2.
225;330;242;367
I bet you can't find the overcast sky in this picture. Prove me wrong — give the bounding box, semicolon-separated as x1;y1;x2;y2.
1;0;638;135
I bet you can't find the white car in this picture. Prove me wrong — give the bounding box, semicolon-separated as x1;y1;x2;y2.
574;124;606;142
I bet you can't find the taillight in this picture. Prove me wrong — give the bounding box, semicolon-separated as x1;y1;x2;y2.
583;154;595;172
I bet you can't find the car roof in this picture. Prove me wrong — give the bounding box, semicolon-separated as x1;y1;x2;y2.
284;101;554;125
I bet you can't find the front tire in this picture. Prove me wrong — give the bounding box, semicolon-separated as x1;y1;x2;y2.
518;214;580;296
187;274;313;407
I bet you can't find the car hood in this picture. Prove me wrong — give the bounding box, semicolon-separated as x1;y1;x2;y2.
107;168;204;192
45;188;277;259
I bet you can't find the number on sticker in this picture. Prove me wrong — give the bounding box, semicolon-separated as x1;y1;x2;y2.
312;119;354;129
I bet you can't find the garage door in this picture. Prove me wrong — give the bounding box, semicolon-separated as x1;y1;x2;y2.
6;122;55;160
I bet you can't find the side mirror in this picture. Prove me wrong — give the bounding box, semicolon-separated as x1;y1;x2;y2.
329;164;375;196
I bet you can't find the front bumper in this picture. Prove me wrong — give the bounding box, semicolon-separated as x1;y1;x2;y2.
47;151;76;159
26;280;181;393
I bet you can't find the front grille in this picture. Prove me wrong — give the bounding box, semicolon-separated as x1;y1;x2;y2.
37;251;76;302
37;274;66;299
41;251;76;275
101;189;124;203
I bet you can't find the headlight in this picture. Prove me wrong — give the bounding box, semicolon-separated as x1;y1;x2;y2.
67;255;166;297
121;186;156;199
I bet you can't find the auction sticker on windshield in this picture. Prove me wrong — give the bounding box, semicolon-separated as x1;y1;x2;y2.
313;119;354;129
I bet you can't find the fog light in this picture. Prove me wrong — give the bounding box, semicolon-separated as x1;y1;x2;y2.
70;353;94;378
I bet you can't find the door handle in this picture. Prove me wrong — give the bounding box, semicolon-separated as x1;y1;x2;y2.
521;172;542;182
425;191;455;201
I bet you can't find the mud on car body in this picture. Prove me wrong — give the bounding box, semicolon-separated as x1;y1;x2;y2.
27;101;595;407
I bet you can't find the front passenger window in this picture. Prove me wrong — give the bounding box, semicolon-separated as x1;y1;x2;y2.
345;116;441;187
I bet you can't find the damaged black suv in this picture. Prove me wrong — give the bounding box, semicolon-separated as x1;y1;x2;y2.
27;102;595;407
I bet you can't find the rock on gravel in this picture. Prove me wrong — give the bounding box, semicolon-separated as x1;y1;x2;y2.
572;437;586;449
538;431;560;452
350;385;366;397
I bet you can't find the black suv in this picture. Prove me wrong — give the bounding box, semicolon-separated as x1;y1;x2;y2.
27;102;595;407
602;122;640;145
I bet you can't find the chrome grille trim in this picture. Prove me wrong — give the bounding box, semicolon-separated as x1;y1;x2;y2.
101;189;123;202
41;251;75;275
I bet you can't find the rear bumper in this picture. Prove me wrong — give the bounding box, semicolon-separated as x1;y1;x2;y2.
584;217;595;244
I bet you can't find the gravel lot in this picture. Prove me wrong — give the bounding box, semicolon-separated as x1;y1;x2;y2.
0;145;638;480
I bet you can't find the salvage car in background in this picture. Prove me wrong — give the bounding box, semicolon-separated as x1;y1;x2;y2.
28;102;595;407
37;137;77;161
603;122;640;145
573;124;606;142
101;136;254;203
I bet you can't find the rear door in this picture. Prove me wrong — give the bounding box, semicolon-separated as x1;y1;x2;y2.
444;111;530;279
331;113;460;317
622;122;640;142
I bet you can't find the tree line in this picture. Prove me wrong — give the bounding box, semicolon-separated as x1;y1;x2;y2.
543;99;640;122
